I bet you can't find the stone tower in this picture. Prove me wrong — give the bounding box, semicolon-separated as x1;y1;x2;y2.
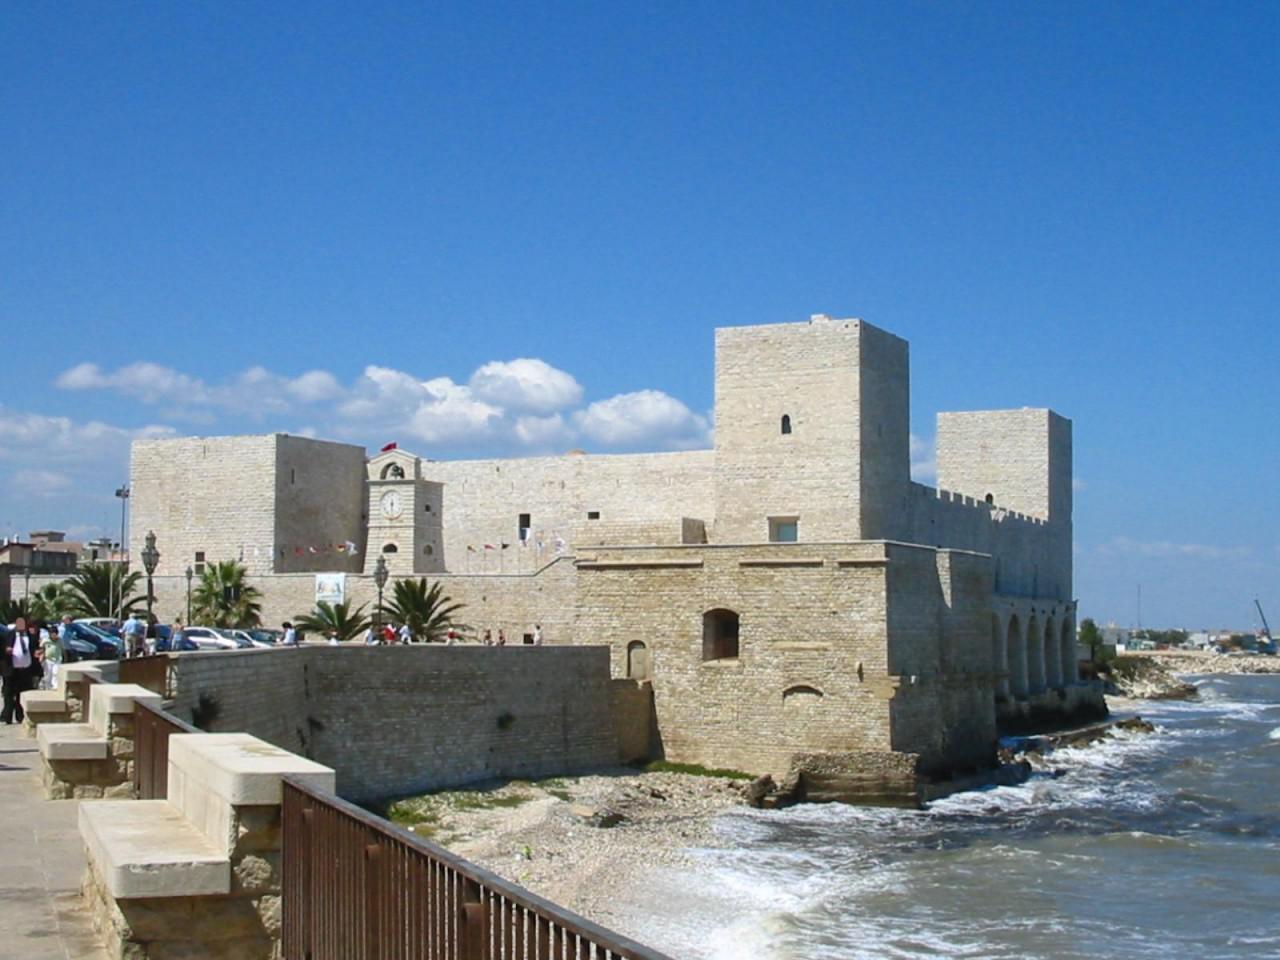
712;314;911;543
364;449;445;576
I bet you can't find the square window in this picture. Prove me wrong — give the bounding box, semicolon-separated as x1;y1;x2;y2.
587;511;600;520
768;518;799;543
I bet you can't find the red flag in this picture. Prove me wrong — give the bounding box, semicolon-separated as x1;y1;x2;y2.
484;544;495;550
380;442;398;452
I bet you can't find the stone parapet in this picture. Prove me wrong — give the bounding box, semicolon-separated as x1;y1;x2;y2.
79;730;334;959
19;689;70;736
37;683;161;800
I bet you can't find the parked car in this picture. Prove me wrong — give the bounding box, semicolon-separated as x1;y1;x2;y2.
183;626;254;651
61;622;123;660
75;618;123;638
246;628;283;647
155;631;199;652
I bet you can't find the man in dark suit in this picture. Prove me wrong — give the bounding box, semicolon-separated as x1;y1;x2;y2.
1;616;37;724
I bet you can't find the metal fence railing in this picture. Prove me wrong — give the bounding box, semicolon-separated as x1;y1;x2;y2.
281;777;674;960
119;654;172;698
132;700;200;800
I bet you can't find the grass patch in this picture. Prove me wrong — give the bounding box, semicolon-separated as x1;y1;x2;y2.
386;786;535;826
638;760;753;780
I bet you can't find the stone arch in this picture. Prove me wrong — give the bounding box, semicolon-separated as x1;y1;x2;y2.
702;609;740;661
381;543;398;554
1044;615;1061;688
1008;614;1028;699
1026;613;1044;694
1060;619;1076;684
626;640;651;681
992;614;1009;698
380;462;405;480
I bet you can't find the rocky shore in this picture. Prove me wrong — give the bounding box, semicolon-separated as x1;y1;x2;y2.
1139;649;1280;676
1101;656;1199;700
385;769;751;935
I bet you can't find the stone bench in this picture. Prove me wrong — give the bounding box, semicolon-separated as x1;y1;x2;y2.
37;682;161;799
18;689;71;735
80;732;335;959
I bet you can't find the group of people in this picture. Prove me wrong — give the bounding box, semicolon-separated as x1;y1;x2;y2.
1;616;67;725
481;624;543;646
361;621;415;645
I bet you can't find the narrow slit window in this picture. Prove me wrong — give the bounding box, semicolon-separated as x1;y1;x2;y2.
781;414;792;435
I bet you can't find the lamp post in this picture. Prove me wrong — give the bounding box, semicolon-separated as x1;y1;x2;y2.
185;565;194;624
114;485;130;621
23;567;31;601
373;555;389;636
141;531;160;646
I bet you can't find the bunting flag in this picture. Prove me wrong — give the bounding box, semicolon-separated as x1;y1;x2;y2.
380;441;398;452
484;544;495;550
467;545;476;553
500;542;510;550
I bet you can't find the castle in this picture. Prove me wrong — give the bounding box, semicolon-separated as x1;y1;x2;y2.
127;315;1091;783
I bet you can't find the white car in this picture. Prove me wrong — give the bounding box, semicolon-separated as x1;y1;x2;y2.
182;627;254;651
224;629;274;649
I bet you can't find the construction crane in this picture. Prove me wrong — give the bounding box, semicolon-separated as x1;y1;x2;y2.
1256;599;1275;655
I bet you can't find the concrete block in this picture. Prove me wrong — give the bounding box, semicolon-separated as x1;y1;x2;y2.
20;688;68;714
80;800;230;900
38;722;108;760
168;733;335;807
89;683;163;736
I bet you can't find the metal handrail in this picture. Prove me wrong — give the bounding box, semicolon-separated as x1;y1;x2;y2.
282;775;675;960
132;699;199;799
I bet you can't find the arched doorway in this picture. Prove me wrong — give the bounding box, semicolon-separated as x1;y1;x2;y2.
1060;620;1076;684
992;614;1009;698
1008;615;1028;698
702;609;740;661
1026;614;1044;694
626;640;651;680
1044;616;1061;689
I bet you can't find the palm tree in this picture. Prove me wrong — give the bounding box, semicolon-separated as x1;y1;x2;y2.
378;578;465;642
191;561;263;628
62;563;144;618
295;601;370;642
28;583;71;621
0;598;30;623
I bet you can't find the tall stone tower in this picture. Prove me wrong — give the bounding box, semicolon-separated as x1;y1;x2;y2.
712;315;911;543
365;449;444;576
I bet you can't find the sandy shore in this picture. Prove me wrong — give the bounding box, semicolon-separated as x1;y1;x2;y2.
387;769;750;936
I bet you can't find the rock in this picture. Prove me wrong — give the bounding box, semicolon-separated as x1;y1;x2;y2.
742;775;775;807
647;788;668;801
568;804;626;828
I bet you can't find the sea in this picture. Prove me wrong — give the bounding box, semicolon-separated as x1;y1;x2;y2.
627;675;1280;960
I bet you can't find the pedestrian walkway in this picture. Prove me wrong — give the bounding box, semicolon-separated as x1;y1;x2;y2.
0;722;107;960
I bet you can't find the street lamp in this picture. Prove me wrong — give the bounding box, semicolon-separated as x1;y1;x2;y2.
185;565;194;624
114;485;130;620
373;554;389;635
141;531;160;643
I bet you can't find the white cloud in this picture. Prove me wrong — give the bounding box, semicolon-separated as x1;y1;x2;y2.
0;406;175;462
12;469;73;497
469;359;582;414
1096;537;1253;561
909;433;936;484
514;413;573;448
573;390;710;448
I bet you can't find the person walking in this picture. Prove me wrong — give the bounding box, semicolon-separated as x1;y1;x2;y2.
533;624;543;646
483;629;493;646
145;616;160;656
496;629;506;647
40;622;63;690
121;612;144;658
1;617;36;724
282;621;298;646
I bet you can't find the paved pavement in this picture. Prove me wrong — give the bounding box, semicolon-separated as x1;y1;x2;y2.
0;721;108;960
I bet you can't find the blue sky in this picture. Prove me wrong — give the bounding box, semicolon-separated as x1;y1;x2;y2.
1;2;1276;629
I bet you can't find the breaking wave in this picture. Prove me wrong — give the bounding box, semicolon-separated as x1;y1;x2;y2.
634;675;1280;959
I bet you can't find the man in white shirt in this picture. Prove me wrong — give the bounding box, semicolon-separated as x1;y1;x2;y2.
2;618;35;724
122;614;144;659
397;623;412;645
281;622;298;646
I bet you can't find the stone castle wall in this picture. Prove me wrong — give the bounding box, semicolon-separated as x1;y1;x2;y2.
165;645;622;801
130;434;366;579
420;450;716;571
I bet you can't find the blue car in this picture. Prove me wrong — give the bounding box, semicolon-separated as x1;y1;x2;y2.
60;622;123;661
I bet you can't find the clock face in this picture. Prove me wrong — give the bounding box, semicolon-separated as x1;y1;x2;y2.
380;490;403;519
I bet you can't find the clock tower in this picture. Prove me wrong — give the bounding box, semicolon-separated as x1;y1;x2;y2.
365;448;444;576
